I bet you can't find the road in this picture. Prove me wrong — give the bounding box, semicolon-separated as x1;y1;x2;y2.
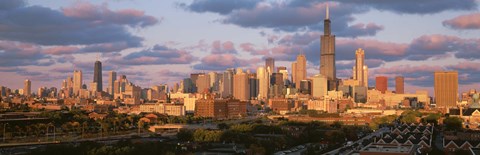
323;127;389;155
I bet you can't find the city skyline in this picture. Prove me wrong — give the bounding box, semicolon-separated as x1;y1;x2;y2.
1;0;480;96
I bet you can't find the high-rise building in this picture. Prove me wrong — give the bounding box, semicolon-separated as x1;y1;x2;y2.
291;62;297;86
196;74;210;93
108;71;117;95
294;54;306;89
375;76;388;94
395;76;404;94
93;60;102;92
312;74;328;99
434;71;458;109
24;79;31;97
353;48;368;87
320;5;337;90
257;67;270;100
73;70;83;96
221;69;234;98
248;73;258;100
277;66;289;83
233;68;249;101
265;57;275;74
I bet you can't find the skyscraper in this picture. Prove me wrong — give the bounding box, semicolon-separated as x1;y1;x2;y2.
221;69;234;98
93;61;102;92
395;76;404;94
233;68;249;101
257;67;269;100
196;74;210;93
248;73;258;100
353;48;368;87
265;57;275;74
108;71;117;95
24;79;31;97
434;71;458;109
73;70;83;96
294;54;306;89
375;76;388;94
312;74;328;99
320;5;337;90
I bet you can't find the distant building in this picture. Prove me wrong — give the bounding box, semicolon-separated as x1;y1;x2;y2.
265;57;275;74
307;99;337;113
73;70;82;96
311;74;328;99
293;54;306;89
434;71;458;109
108;71;117;96
257;67;269;100
139;103;185;116
396;76;405;94
93;60;102;92
353;48;369;87
24;79;31;97
195;94;246;119
233;68;249;101
320;5;337;91
375;76;388;94
268;98;293;114
196;74;210;93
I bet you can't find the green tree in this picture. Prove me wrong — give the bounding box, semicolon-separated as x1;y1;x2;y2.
443;117;463;131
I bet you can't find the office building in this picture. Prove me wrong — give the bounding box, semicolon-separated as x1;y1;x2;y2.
434;71;458;109
233;68;249;101
293;54;306;89
108;71;117;95
257;67;269;100
353;48;368;87
312;74;328;99
376;76;388;94
73;70;83;96
221;69;234;98
196;74;210;93
396;76;404;94
93;60;102;92
24;79;31;97
265;57;275;74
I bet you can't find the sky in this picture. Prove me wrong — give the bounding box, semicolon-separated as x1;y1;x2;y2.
1;0;480;96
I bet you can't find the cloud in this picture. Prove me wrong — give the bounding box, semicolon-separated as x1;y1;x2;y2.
0;41;53;67
406;34;480;59
179;0;261;15
443;13;480;30
0;0;25;10
193;54;259;71
0;1;156;46
62;2;159;28
108;44;197;66
338;0;477;14
211;40;237;54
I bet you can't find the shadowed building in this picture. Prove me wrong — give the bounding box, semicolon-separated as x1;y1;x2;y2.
265;57;275;74
93;60;102;92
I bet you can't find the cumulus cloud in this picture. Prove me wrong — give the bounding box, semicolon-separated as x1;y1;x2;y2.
193;54;259;71
443;13;480;30
0;41;53;67
108;44;197;66
211;41;237;54
406;34;480;59
180;0;261;15
0;1;157;46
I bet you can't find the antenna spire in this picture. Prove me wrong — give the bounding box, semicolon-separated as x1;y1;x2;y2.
326;3;329;20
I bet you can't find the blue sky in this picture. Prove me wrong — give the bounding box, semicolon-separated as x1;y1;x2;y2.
1;0;480;96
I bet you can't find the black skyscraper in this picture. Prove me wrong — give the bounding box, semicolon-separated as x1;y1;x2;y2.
94;61;102;92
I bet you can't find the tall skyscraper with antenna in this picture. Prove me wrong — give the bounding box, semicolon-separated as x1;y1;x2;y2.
320;4;337;90
93;59;102;92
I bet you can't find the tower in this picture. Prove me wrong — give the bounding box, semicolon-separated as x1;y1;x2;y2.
108;71;117;95
294;54;306;89
24;79;31;97
93;60;102;92
73;70;82;96
320;4;337;90
375;76;388;94
353;48;368;87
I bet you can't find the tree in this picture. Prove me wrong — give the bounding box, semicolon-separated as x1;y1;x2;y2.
443;117;463;131
177;129;193;141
